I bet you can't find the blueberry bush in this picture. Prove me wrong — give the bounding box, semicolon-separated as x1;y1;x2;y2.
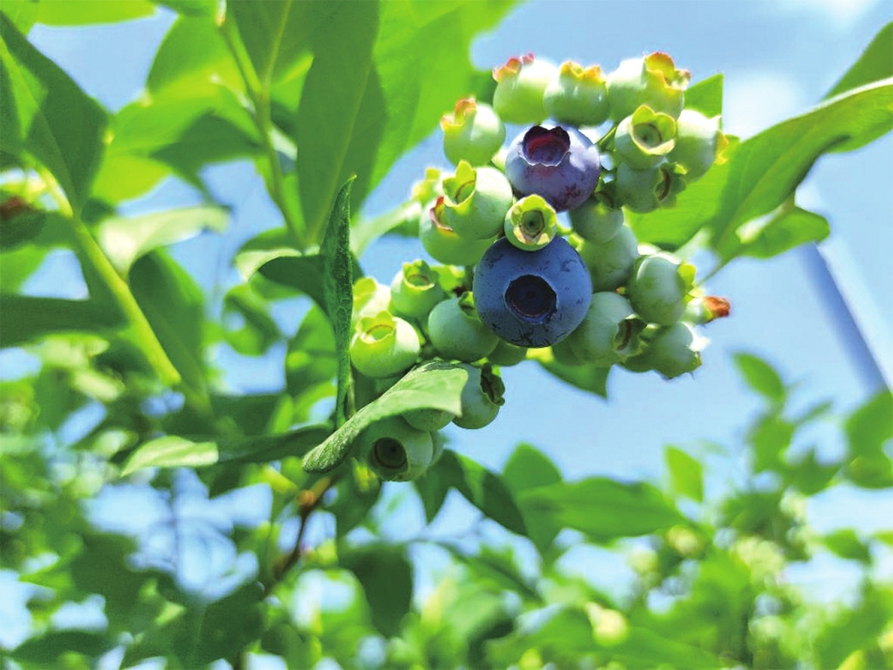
1;2;892;668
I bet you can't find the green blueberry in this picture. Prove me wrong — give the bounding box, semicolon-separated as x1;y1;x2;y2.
568;192;625;244
628;321;707;379
427;292;499;362
389;259;446;320
441;98;506;167
350;311;421;378
487;339;528;367
504;194;558;251
614;105;677;170
442;161;514;240
402;406;455;432
606;52;690;122
668;109;729;182
357;415;434;481
352;277;392;327
626;253;695;326
492;53;557;125
576;225;639;291
453;363;505;430
614;161;686;213
419;197;494;266
566;292;644;366
543;60;610;126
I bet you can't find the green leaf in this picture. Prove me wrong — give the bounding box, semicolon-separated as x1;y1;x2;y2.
302;360;468;473
36;0;156;25
152;0;218;17
122;424;331;475
320;177;354;427
684;73;724;118
844;389;893;488
518;477;685;546
219;283;280;356
12;630;115;664
351;200;422;257
502;443;563;494
733;352;786;403
0;12;107;213
737;204;830;260
97;206;228;274
825;22;893;99
814;583;893;668
823;529;872;564
0;294;123;347
711;79;893;257
665;446;704;502
431;450;527;536
0;0;38;36
340;545;413;638
129;252;206;394
749;413;795;473
787;448;839;495
538;358;610;398
286;305;336;397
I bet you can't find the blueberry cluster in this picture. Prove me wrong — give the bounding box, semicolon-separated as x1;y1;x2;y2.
348;53;729;481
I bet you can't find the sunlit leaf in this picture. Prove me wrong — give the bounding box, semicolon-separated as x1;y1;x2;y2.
36;0;156;25
844;389;893;488
11;631;115;664
538;357;610;398
825;22;893;99
665;446;703;502
0;13;107;213
302;361;468;473
502;442;563;494
0;294;123;347
685;73;723;118
823;529;872;564
733;351;786;403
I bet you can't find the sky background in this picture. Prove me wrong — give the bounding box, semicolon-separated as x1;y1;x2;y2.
2;0;892;661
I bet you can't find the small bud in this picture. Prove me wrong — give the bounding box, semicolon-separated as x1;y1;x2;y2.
357;416;434;482
492;53;557;125
427;292;499;362
543;61;610;126
684;295;731;324
441;98;506;167
606;52;690;122
389;259;446;320
350;311;421;378
442;161;514;240
614;104;678;170
419;197;493;266
504;194;558;251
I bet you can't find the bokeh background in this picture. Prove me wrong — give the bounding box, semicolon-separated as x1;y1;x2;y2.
2;0;891;659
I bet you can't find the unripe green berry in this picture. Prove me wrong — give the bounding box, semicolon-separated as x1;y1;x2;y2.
441;98;506;167
504;194;558;251
568;193;624;243
419;197;493;266
543;61;610;126
576;225;638;291
615;161;686;213
453;363;505;430
427;292;499;362
566;292;643;366
492;53;557;125
668;109;729;182
606;52;690;122
403;406;455;432
352;277;392;326
488;340;527;367
614;105;677;170
637;321;707;379
626;253;694;326
357;416;434;481
389;259;446;320
350;311;421;378
442;161;514;240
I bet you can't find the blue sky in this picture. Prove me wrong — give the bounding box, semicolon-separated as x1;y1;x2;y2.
2;0;892;656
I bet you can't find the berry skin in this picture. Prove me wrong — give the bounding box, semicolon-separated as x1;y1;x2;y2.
566;292;643;366
492;54;557;125
625;321;707;379
626;253;694;326
473;236;592;348
352;277;392;327
350;311;421;378
505;124;601;212
357;416;434;482
576;224;639;292
668;109;729;182
504;194;558;251
427;292;499;362
569;193;624;244
441;98;506;167
403;406;455;432
614;105;678;170
389;259;446;320
543;61;610;127
453;363;505;430
442;161;514;240
487;339;527;367
419;197;493;266
606;52;690;122
615;161;687;213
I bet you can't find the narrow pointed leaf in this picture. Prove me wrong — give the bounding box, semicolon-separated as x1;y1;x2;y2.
825;22;893;99
0;294;123;347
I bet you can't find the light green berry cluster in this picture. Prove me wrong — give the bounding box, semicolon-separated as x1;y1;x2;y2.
347;51;730;482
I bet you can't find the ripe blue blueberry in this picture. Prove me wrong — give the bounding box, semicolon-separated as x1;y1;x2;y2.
473;237;592;348
504;124;601;212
